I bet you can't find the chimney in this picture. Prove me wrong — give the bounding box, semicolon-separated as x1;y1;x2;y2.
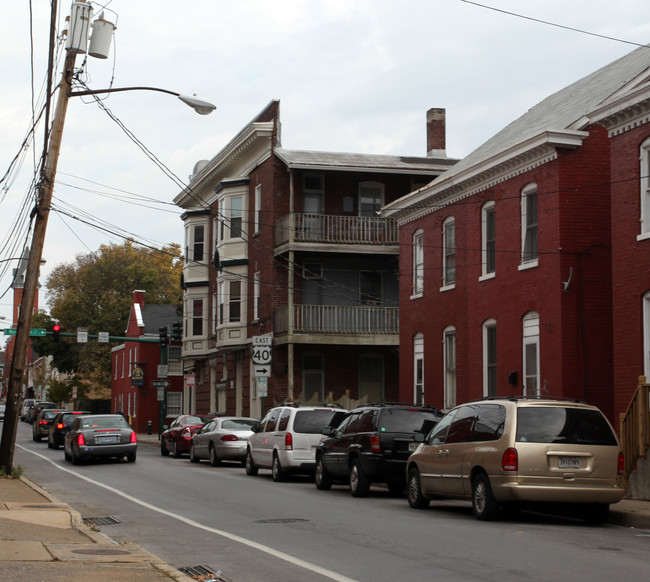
133;289;146;308
427;108;446;157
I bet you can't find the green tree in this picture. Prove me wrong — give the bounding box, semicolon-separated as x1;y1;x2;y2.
32;241;182;392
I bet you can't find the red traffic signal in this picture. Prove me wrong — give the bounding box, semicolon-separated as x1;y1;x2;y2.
53;324;61;341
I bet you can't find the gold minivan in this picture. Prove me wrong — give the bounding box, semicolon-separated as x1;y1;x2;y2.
406;398;625;522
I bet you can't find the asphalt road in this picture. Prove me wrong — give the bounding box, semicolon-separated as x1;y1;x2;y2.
12;421;650;582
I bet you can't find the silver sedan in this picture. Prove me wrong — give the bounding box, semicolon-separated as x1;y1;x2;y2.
190;416;259;466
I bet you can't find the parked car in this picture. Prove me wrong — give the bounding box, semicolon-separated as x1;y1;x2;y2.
315;403;442;496
48;410;91;449
64;414;137;464
161;414;215;458
0;403;5;421
27;401;57;424
406;397;626;523
32;408;65;441
20;399;38;422
190;416;259;466
246;403;347;481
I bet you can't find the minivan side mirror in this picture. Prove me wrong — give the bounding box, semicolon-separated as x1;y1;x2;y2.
321;426;333;437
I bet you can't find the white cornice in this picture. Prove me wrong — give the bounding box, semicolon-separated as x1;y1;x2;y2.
588;86;650;137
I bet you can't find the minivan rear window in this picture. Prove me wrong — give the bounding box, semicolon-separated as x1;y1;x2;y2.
293;409;341;434
380;409;440;434
516;407;618;446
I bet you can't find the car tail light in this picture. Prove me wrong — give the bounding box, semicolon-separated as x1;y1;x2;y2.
182;427;192;439
39;420;47;425
77;433;86;446
502;447;518;471
369;435;381;453
284;432;293;450
130;432;137;443
221;434;239;441
618;452;624;476
56;423;64;429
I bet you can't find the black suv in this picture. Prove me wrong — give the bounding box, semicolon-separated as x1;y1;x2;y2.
315;403;442;497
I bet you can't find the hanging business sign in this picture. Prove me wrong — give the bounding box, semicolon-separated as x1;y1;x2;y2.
131;367;145;387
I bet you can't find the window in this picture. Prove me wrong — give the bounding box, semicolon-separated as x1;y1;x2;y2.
218;281;224;325
483;319;497;397
303;174;324;214
481;202;495;277
413;333;424;406
218;198;226;241
193;225;205;263
229;280;241;323
192;299;203;336
167;346;182;374
303;352;324;401
444;326;456;409
230;196;243;238
523;312;540;397
254;184;262;233
640;139;650;237
166;392;182;416
358;181;383;217
412;230;424;296
253;272;260;320
442;217;455;287
521;184;538;265
360;271;381;306
644;292;650;377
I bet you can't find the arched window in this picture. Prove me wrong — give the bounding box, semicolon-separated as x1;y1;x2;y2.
481;201;496;278
412;229;424;296
483;319;497;397
521;184;538;267
523;311;540;397
442;217;455;288
443;326;456;408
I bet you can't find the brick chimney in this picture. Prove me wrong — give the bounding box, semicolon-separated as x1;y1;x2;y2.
133;289;146;308
427;108;446;157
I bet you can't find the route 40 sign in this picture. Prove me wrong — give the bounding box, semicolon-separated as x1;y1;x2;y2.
252;334;272;377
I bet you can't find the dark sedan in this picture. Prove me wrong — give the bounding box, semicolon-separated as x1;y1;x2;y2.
190;416;259;466
161;414;215;458
48;410;91;449
64;414;137;464
32;408;65;441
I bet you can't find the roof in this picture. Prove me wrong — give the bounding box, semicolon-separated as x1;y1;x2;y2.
274;147;456;175
141;305;177;335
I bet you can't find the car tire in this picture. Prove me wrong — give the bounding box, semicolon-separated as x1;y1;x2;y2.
209;444;222;467
472;473;500;521
64;448;71;462
189;443;200;463
160;440;170;457
315;456;333;490
407;466;430;509
71;448;81;466
173;440;182;458
350;458;370;497
47;440;53;449
245;449;258;476
580;503;610;525
126;452;136;463
33;431;39;442
272;454;285;482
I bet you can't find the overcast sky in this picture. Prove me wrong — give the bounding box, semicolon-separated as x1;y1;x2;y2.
1;0;649;344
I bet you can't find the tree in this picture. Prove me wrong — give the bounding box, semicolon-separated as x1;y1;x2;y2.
32;240;182;392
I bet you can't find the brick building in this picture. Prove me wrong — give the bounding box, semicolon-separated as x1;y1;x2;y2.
383;45;650;425
173;100;456;419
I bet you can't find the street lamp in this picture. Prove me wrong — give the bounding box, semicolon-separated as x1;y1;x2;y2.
0;2;216;472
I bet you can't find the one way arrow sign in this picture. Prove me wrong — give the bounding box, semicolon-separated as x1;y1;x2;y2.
254;365;270;378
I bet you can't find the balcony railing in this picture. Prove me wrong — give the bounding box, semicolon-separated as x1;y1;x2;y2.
275;304;399;335
620;375;650;481
274;214;398;247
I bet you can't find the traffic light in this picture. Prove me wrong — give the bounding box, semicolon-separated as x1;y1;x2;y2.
52;324;61;341
159;325;169;346
171;320;183;341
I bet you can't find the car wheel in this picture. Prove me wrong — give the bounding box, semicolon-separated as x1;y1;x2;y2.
189;443;200;463
407;466;430;509
315;456;333;490
472;473;500;521
71;448;81;466
245;449;258;476
160;439;169;456
126;452;136;463
33;432;40;442
173;440;182;458
272;454;285;482
209;444;222;467
47;439;53;449
580;503;610;525
350;458;370;497
64;448;71;461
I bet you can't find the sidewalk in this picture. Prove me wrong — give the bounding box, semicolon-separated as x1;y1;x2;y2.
1;435;649;582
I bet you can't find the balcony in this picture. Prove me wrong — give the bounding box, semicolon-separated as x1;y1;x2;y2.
274;214;398;254
274;304;399;345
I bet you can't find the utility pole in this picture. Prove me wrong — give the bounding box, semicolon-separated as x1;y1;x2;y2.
0;49;77;472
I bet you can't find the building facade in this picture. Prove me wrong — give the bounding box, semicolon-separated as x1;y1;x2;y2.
174;100;456;419
384;45;650;426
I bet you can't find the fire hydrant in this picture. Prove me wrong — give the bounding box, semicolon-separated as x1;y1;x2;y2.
147;420;153;435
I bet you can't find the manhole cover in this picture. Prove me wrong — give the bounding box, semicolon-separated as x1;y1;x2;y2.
83;516;121;526
255;518;308;524
178;565;218;577
72;548;133;556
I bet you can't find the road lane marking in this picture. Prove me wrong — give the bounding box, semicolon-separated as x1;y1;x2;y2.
18;444;359;582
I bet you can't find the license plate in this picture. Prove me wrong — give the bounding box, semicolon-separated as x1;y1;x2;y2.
98;436;118;444
558;456;580;469
408;442;419;452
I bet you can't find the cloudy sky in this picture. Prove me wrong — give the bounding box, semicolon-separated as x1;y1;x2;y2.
1;0;649;344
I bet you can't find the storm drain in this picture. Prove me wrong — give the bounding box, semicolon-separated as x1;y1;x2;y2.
255;518;309;524
82;515;121;526
178;564;219;577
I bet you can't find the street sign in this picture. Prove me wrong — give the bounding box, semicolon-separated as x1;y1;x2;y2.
254;364;271;378
251;345;272;365
98;331;109;343
2;328;46;336
256;376;268;397
77;327;88;343
152;380;170;388
252;334;273;346
157;364;168;378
